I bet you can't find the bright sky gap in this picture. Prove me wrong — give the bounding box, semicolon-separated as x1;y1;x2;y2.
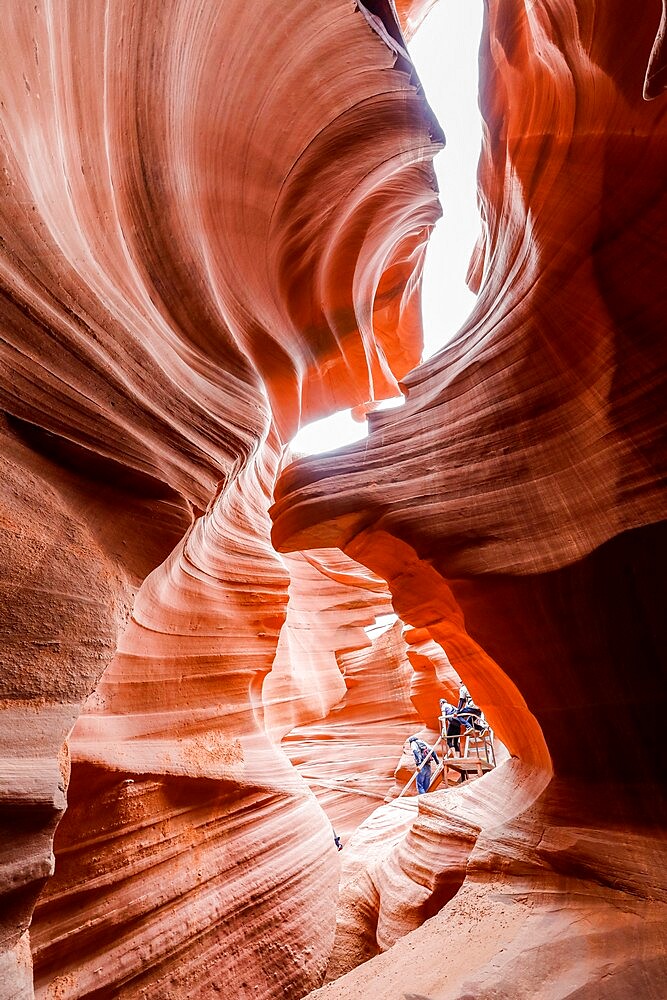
290;0;484;457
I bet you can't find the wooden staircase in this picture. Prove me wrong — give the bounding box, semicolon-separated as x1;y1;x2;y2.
395;721;497;798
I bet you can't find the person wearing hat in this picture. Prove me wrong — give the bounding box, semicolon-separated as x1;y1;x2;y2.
407;735;439;793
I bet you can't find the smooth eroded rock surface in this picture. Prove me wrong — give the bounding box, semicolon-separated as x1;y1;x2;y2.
1;0;439;996
274;1;667;996
2;0;666;997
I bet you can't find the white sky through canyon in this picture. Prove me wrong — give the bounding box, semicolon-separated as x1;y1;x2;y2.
290;0;484;456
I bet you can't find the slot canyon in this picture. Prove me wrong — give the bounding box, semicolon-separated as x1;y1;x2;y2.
1;0;666;997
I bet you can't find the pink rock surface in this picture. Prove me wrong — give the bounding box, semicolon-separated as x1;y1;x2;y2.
1;0;439;996
2;0;666;997
265;547;393;747
273;0;667;996
283;612;421;842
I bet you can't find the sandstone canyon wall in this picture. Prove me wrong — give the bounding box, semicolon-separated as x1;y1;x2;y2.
275;1;667;997
1;1;666;999
0;1;441;997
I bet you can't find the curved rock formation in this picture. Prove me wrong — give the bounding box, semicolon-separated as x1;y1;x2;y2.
283;608;421;841
265;547;393;748
273;0;667;995
324;757;548;982
1;0;440;997
2;0;666;997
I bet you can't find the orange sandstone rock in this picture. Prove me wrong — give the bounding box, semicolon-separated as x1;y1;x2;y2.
273;1;667;995
1;0;666;997
0;0;440;996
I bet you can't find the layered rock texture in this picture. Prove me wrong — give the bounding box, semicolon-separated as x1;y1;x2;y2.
276;1;667;997
1;1;666;999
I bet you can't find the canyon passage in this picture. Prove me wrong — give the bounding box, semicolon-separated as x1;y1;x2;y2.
1;1;666;998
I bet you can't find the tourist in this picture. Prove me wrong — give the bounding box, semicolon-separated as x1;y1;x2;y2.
407;735;439;793
456;684;485;733
439;698;463;755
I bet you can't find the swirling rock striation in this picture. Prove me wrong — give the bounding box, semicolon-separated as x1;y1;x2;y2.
3;0;666;996
0;0;440;997
282;607;421;841
274;0;667;996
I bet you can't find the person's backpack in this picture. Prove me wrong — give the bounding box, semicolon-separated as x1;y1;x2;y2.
414;740;438;767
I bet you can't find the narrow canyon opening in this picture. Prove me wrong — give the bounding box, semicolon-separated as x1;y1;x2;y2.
291;0;484;458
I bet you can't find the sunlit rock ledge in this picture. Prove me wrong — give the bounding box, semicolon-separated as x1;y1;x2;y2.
1;1;666;999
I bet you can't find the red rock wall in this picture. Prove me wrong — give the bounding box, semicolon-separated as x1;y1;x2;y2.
274;0;667;779
264;547;392;747
3;0;666;997
273;1;667;995
0;0;440;997
283;613;421;842
0;416;192;997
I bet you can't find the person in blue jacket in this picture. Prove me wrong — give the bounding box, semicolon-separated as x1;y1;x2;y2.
408;735;439;793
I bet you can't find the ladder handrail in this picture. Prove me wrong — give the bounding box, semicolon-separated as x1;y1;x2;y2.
428;758;447;790
463;726;496;766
